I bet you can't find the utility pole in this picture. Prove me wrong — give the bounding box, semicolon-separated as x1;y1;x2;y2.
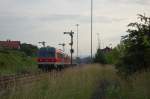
38;41;46;47
64;30;74;65
91;0;93;62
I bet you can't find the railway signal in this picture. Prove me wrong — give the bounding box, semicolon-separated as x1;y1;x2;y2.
64;30;74;65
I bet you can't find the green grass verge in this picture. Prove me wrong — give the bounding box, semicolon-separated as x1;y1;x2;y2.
0;64;150;99
0;50;37;75
0;64;113;99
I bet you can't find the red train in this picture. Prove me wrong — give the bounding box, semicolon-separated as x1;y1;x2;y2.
37;47;71;71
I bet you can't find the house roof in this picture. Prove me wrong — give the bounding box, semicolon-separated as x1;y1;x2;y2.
0;40;21;49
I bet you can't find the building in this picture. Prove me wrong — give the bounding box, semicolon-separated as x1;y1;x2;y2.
101;46;112;53
0;40;21;49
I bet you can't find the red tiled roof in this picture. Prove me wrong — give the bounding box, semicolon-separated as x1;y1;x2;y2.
0;40;21;49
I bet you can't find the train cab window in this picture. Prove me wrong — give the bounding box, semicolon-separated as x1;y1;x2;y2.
48;51;55;58
38;50;55;58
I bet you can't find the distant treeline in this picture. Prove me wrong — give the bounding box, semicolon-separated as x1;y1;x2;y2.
20;43;38;57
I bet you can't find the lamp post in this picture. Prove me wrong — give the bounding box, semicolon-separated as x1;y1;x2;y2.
91;0;93;62
64;30;74;65
76;24;79;59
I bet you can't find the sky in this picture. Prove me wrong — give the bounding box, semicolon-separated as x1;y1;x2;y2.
0;0;150;57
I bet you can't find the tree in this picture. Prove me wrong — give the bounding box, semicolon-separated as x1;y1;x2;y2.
105;43;125;64
94;48;107;64
116;14;150;75
20;43;38;56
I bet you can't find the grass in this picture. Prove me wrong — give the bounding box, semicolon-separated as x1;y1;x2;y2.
105;69;150;99
0;64;115;99
0;64;150;99
0;50;37;75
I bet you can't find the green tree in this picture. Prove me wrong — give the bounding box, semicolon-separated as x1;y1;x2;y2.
94;49;107;64
20;43;38;56
105;43;125;64
116;14;150;75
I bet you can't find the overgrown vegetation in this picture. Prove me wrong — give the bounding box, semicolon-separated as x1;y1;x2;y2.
20;43;38;57
94;14;150;76
0;64;106;99
93;49;107;64
0;49;37;75
1;64;149;99
116;14;150;76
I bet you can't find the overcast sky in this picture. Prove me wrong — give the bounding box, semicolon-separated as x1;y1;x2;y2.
0;0;150;57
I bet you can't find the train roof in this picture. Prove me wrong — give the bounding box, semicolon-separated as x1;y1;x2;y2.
39;47;64;53
39;47;56;51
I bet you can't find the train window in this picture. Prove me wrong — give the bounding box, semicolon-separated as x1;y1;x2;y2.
38;50;47;57
38;50;55;58
48;51;55;58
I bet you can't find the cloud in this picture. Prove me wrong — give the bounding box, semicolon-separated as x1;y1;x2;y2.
94;16;127;23
39;14;80;22
0;13;127;37
108;0;150;5
0;0;149;56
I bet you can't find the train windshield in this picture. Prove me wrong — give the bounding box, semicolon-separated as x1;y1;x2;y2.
38;48;55;58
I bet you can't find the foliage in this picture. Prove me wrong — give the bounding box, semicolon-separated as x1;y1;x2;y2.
105;44;125;64
20;43;38;56
116;14;150;76
0;64;107;99
0;50;37;75
94;49;107;64
1;64;149;99
106;70;150;99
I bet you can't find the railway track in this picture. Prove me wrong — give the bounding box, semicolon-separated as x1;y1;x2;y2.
0;71;58;91
0;65;78;93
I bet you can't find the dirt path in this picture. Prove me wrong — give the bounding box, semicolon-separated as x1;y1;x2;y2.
91;79;120;99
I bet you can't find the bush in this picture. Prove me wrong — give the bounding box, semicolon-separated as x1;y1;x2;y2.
115;14;150;76
94;49;107;64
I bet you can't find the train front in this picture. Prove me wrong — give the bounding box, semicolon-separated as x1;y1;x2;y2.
37;47;56;71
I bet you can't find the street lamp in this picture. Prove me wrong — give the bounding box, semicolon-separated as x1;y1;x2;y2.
91;0;93;62
64;30;74;65
76;24;79;59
